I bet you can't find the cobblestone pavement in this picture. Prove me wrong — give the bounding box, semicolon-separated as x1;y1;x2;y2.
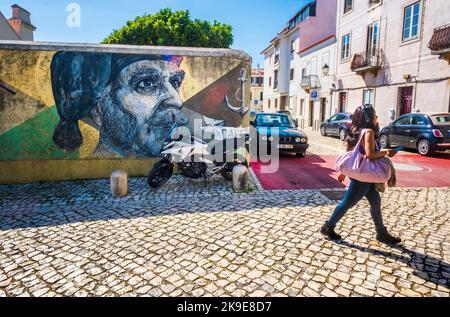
303;127;450;157
0;175;449;297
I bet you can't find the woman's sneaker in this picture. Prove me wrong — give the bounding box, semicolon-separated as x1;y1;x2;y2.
321;224;342;241
376;227;402;245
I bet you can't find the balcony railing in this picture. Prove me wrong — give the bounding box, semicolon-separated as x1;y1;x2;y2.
429;24;450;52
301;75;321;90
351;49;382;73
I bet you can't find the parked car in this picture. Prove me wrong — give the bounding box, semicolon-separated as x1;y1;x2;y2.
380;113;450;156
250;113;309;158
320;113;353;141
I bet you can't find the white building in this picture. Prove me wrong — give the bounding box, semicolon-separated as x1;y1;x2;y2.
261;0;339;130
250;68;264;111
334;0;450;126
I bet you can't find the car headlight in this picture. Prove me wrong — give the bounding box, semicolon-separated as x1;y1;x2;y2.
301;138;307;143
295;138;301;143
268;136;274;142
262;136;268;141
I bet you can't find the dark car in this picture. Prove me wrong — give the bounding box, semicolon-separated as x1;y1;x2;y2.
320;113;353;141
250;113;309;158
380;113;450;156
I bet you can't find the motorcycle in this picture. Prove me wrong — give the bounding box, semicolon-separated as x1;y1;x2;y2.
147;118;250;189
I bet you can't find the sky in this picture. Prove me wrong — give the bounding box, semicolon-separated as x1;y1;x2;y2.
0;0;313;67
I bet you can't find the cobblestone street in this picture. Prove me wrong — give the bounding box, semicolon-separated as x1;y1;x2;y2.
1;174;449;297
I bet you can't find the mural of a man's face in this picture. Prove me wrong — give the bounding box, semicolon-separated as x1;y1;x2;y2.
93;59;187;157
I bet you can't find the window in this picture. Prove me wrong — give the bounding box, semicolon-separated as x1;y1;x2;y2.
344;0;353;14
367;21;380;56
341;34;351;60
403;2;420;41
275;98;278;109
329;114;339;122
363;89;375;106
394;116;411;126
302;67;307;79
260;92;263;101
300;99;305;116
268;99;271;108
274;70;279;89
411;115;428;126
291;40;296;53
290;68;295;81
269;77;272;86
322;52;330;68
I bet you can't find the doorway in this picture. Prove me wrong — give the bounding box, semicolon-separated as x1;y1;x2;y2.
320;98;327;123
399;87;413;115
308;101;314;127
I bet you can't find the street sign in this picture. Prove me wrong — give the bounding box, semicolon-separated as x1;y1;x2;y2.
310;89;319;101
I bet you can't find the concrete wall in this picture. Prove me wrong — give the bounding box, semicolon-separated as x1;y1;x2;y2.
0;41;251;184
334;0;450;126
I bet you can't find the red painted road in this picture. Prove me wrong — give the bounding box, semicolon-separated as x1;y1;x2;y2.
252;153;450;190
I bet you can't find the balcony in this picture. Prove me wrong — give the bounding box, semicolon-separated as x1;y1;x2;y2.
301;75;321;91
429;24;450;64
351;49;382;75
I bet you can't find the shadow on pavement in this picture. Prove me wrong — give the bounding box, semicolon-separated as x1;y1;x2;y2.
336;240;450;291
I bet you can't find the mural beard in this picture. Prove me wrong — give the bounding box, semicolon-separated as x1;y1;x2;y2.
96;89;188;158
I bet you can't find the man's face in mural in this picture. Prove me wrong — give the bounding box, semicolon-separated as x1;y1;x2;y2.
94;60;187;157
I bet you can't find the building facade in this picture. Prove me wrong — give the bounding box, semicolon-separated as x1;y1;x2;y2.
261;0;338;130
250;68;264;111
334;0;450;126
0;4;36;41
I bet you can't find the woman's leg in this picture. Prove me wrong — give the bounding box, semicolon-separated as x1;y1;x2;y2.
365;185;402;244
326;180;371;228
365;184;385;231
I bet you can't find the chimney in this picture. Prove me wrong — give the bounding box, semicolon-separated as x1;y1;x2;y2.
8;4;36;41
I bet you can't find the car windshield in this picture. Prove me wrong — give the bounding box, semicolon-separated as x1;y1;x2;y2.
256;114;294;127
431;115;450;125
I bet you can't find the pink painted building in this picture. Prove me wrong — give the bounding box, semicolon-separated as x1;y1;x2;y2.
0;4;36;41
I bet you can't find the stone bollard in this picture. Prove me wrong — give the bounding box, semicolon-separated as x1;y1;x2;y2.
232;165;250;191
111;170;128;197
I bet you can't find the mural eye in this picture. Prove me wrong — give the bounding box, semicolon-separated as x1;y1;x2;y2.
135;77;158;95
170;79;181;89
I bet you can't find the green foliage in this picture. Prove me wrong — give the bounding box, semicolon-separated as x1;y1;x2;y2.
102;8;234;48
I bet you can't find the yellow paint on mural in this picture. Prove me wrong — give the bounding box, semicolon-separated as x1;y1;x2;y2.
180;57;242;101
0;50;55;106
78;121;100;159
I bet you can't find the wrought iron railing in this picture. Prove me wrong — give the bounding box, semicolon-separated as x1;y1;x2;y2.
300;75;321;90
351;49;382;72
429;24;450;51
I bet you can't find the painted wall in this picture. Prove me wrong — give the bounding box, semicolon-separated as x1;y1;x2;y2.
334;0;450;126
0;42;251;184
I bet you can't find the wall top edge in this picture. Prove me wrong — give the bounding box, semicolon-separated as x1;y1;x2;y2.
0;40;252;62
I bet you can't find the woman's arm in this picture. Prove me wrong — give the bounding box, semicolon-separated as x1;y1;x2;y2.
364;130;396;160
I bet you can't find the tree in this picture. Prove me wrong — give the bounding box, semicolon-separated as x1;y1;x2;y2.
102;8;233;48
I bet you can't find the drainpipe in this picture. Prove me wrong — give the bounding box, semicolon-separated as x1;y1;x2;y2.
413;0;427;112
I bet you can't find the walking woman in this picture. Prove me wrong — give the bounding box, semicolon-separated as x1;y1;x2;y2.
321;105;402;245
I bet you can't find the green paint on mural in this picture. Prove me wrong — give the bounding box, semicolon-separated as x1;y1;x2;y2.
0;106;79;160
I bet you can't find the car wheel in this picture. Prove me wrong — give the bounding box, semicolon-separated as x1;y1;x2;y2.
417;139;433;156
296;152;305;158
339;129;347;141
320;126;327;136
380;134;391;149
